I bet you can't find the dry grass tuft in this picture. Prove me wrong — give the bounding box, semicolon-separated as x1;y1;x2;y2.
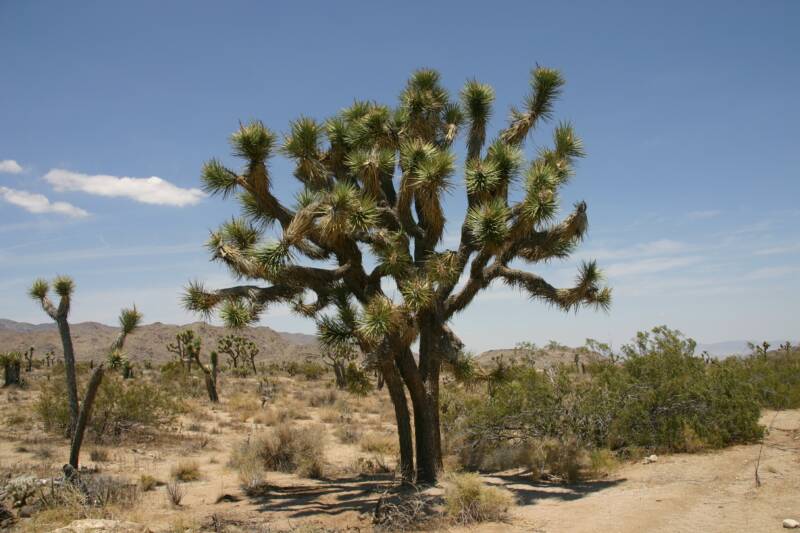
443;472;515;524
170;460;201;482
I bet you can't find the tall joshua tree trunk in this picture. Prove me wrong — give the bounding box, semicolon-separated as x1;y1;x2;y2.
30;278;80;435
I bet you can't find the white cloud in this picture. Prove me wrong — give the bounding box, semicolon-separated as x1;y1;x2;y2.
43;169;206;207
0;186;89;218
0;160;23;174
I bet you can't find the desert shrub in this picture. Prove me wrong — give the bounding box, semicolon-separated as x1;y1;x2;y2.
308;388;338;407
334;423;361;444
442;326;765;475
171;460;201;482
89;449;109;462
233;423;326;479
159;361;205;398
37;370;178;438
443;473;515;524
139;474;160;491
726;347;800;409
166;479;184;506
226;393;261;422
229;440;266;492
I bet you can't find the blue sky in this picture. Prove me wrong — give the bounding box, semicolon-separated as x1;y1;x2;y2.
1;1;798;351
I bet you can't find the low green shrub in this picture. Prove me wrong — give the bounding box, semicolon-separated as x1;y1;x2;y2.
38;369;178;439
443;326;767;475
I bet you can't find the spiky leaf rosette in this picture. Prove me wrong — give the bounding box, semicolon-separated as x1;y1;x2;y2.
119;306;142;335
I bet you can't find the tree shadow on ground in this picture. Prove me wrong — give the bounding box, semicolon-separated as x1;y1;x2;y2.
245;471;625;519
249;474;397;518
488;473;626;506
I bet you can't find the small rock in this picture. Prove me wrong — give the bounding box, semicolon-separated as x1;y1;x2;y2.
642;454;658;464
17;505;35;518
784;519;800;529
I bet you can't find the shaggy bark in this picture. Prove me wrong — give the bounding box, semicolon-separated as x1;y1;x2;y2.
69;365;104;468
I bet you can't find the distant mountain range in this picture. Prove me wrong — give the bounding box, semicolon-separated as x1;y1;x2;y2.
0;318;319;364
1;318;794;363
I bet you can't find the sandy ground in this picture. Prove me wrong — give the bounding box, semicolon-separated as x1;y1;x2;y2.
1;377;798;532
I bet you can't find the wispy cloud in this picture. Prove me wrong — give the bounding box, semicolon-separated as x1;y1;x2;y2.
754;243;800;256
0;242;203;266
43;169;206;207
0;160;23;174
0;186;89;218
576;239;690;261
686;209;721;220
606;256;700;277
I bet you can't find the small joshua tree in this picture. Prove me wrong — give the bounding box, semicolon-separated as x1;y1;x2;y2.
167;330;198;372
217;334;259;374
107;306;142;378
23;346;35;372
186;334;219;402
45;349;55;368
30;276;80;434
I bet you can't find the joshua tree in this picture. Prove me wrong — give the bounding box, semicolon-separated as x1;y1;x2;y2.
1;352;23;386
187;335;219;402
748;341;771;359
320;343;357;390
167;330;198;372
45;349;55;367
107;306;142;378
22;346;35;372
30;276;80;434
185;67;610;483
216;334;259;373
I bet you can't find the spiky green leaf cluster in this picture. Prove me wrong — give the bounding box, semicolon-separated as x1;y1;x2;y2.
231;121;276;162
466;199;511;248
119;305;142;335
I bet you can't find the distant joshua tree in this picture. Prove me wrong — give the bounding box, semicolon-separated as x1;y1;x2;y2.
217;334;259;374
185;67;610;483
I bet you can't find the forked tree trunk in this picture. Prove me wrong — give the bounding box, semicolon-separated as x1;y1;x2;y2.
69;365;104;468
57;317;80;435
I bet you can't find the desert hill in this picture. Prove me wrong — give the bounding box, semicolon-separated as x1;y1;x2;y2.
0;319;319;365
475;345;604;368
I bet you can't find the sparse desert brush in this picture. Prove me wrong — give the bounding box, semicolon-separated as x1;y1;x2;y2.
166;479;184;506
139;474;161;491
318;407;343;424
334;423;361;444
360;432;398;456
252;407;278;426
234;423;326;479
229;438;267;492
443;472;515;524
171;460;201;482
89;448;110;462
308;388;337;407
226;392;260;422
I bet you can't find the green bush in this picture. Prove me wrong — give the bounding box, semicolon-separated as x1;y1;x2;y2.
38;369;178;438
442;326;766;473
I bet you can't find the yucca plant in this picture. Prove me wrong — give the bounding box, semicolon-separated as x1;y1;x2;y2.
186;67;611;484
